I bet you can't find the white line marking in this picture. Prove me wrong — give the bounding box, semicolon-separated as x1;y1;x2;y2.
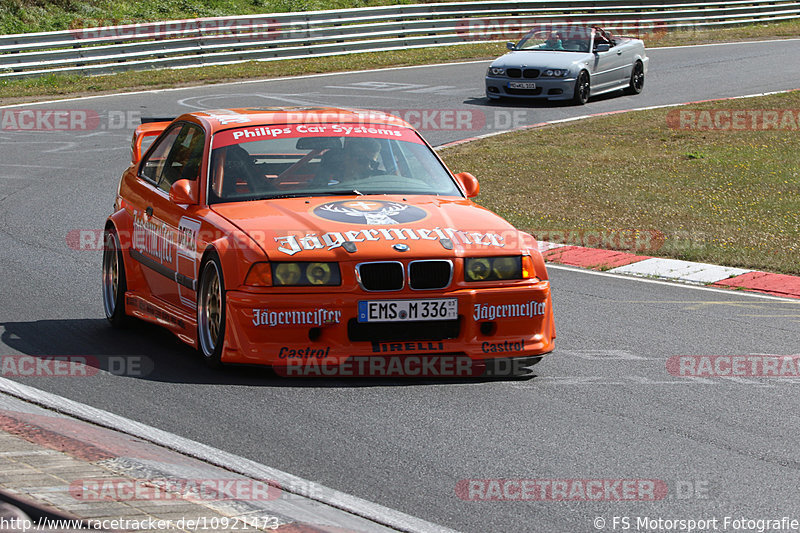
435;87;800;148
0;377;459;533
653;37;800;50
546;263;800;302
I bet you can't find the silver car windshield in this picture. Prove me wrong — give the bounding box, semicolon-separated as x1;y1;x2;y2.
208;126;462;203
517;28;591;53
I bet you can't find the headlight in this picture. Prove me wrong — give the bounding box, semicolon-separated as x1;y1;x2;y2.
465;256;523;282
465;258;492;281
272;262;341;286
541;69;570;77
487;67;505;76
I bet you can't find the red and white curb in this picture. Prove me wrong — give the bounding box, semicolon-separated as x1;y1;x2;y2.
537;241;800;299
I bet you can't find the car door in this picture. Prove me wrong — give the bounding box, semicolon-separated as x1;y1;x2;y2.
590;30;626;91
130;122;205;309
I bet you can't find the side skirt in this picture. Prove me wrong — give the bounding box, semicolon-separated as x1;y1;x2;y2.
123;292;198;348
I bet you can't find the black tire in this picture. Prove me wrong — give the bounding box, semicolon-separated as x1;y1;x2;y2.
572;71;590;105
102;228;129;328
625;61;644;95
197;251;226;368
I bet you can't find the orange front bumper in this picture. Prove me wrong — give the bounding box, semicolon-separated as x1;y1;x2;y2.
221;282;555;373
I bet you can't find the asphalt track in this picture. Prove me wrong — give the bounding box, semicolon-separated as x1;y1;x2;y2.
2;40;800;532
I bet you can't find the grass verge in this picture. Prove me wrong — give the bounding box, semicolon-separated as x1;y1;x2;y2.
439;91;800;276
2;19;800;105
0;0;433;34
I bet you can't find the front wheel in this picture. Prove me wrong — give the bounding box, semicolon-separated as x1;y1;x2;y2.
197;252;226;368
572;71;590;105
625;61;644;95
102;228;129;328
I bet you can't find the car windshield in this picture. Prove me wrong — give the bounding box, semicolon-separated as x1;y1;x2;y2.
208;124;462;203
516;27;591;53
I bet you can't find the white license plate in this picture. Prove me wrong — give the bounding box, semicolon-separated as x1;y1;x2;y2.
358;298;457;323
509;81;536;89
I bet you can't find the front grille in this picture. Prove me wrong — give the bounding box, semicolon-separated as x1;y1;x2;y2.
348;318;461;342
506;68;522;78
505;87;543;96
409;260;452;290
357;262;404;291
523;69;540;78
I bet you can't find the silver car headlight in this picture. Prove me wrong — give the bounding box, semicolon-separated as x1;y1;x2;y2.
541;69;570;77
487;67;505;76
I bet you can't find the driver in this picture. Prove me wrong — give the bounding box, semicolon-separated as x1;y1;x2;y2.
542;32;563;50
318;137;381;185
342;138;381;180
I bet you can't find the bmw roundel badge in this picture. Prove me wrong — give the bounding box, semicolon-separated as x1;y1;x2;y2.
393;243;410;252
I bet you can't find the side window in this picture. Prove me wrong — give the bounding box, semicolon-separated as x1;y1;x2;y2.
156;124;205;193
139;126;181;184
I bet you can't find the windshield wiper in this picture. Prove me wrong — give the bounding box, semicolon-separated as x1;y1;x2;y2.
325;189;363;196
258;189;365;200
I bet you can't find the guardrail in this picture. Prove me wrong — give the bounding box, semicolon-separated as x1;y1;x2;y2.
1;1;799;79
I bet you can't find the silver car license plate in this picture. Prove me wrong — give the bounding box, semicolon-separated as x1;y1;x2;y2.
508;81;536;89
357;298;457;322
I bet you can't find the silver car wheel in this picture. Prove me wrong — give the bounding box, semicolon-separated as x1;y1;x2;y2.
102;231;120;318
198;259;223;359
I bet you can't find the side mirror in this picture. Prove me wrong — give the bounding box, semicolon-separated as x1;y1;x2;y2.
455;172;480;198
169;179;198;205
506;42;516;50
595;43;610;53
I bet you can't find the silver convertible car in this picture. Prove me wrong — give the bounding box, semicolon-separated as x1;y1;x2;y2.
485;25;648;105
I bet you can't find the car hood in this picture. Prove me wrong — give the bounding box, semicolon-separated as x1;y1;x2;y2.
491;51;591;69
211;195;534;260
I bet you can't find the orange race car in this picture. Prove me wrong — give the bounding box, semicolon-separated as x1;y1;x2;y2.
102;108;555;377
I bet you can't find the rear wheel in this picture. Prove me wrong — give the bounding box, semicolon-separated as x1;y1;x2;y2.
197;252;226;368
626;61;644;95
572;71;590;105
102;228;128;328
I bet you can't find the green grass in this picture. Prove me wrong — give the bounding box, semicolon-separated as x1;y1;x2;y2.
0;0;436;34
439;91;800;276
